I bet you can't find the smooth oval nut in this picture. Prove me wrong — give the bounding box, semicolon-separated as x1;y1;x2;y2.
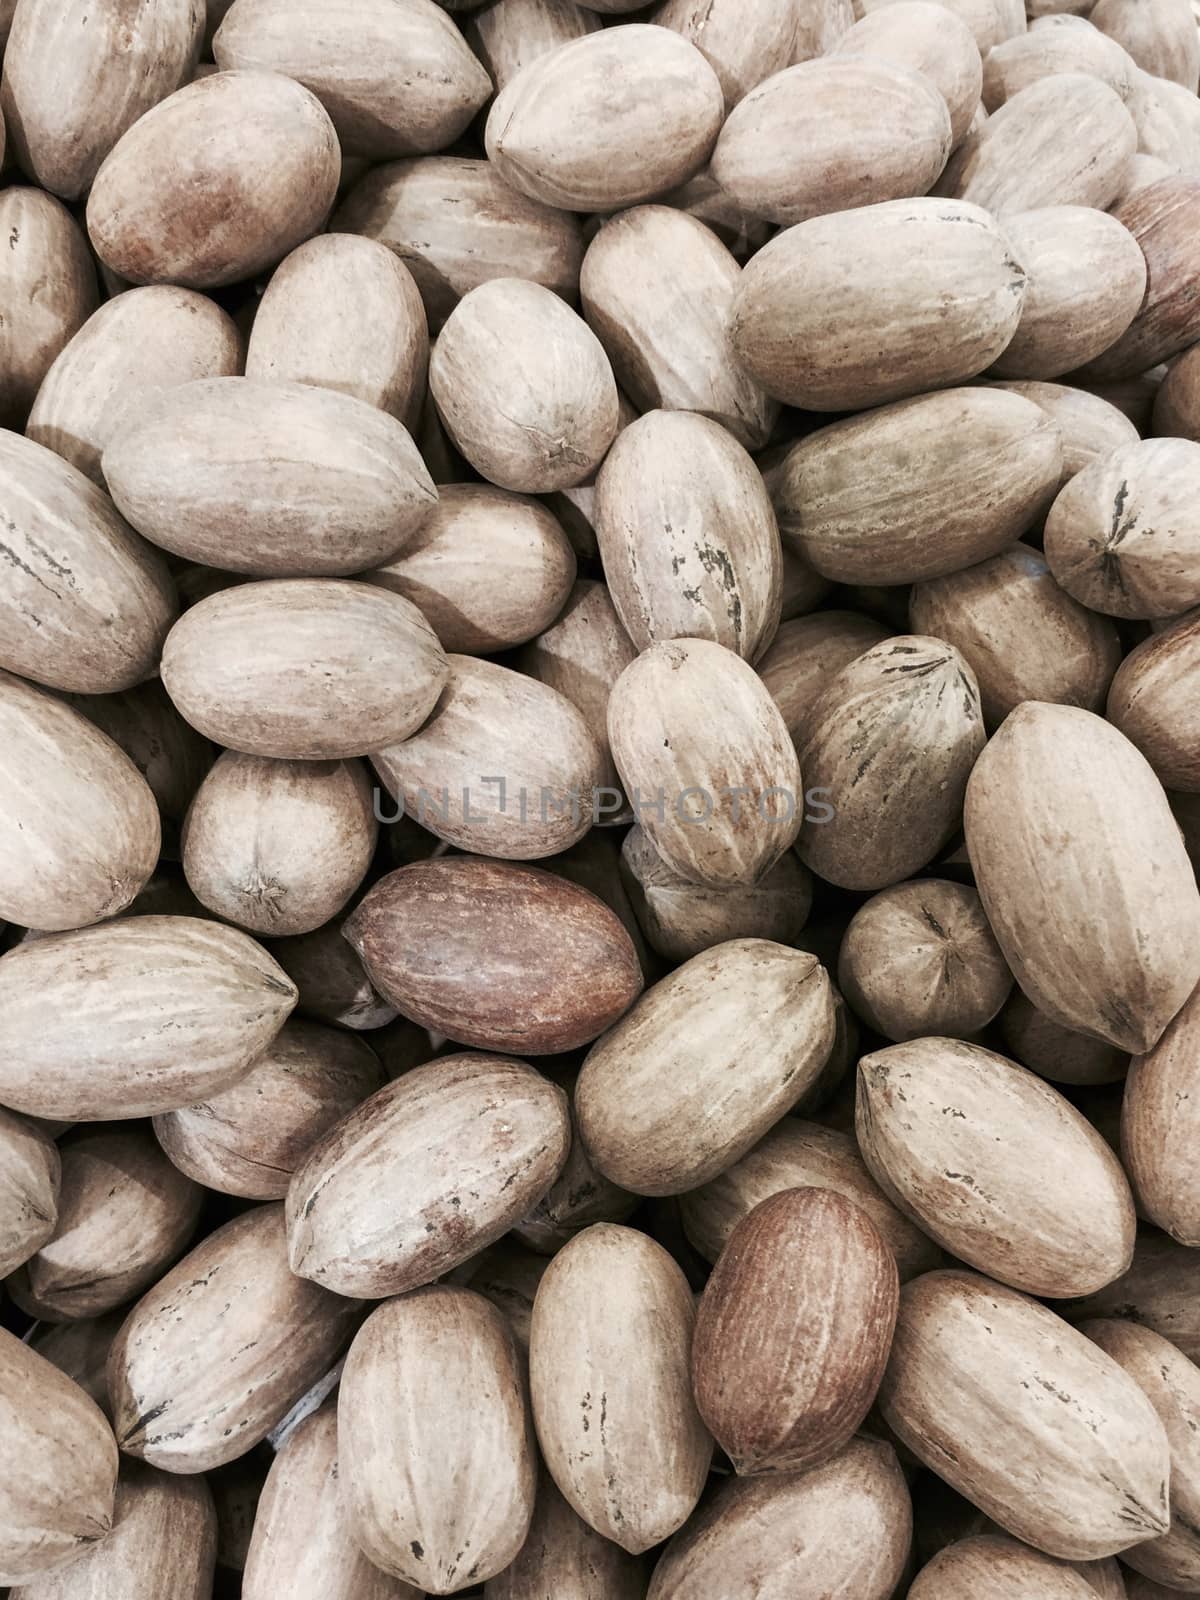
339;1287;536;1592
982;14;1137;109
1;0;203;200
594;409;781;661
936;73;1137;212
1106;613;1200;792
607;638;802;888
333;155;583;331
1045;439;1200;620
831;2;983;145
286;1052;569;1297
242;1405;420;1600
344;857;643;1054
367;484;575;655
965;703;1200;1053
646;1437;911;1600
213;0;491;157
909;1534;1109;1599
731;198;1027;411
484;25;723;211
430;278;618;493
529;1223;712;1554
182;751;378;937
990;379;1139;489
679;1116;942;1281
0;671;161;932
371;654;605;859
1123;982;1200;1246
856;0;1004;54
160;579;449;759
0;422;175;695
576;939;835;1196
776;388;1061;584
0;1109;60;1281
1083;1318;1200;1591
154;1018;385;1201
579;205;776;450
1084;178;1200;380
1091;0;1200;89
712;57;952;225
838;879;1012;1040
908;541;1122;729
878;1269;1171;1559
103;376;437;577
796;637;986;891
86;70;339;287
0;186;98;428
857;1038;1135;1297
0;914;296;1120
990;206;1146;380
27;286;242;485
0;1328;118;1586
246;233;428;423
693;1187;899;1475
13;1125;202;1322
107;1203;359;1474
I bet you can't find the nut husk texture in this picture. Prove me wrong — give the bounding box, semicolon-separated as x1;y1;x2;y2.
908;1534;1106;1599
607;638;803;889
796;636;986;891
1083;1318;1200;1590
0;430;176;694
